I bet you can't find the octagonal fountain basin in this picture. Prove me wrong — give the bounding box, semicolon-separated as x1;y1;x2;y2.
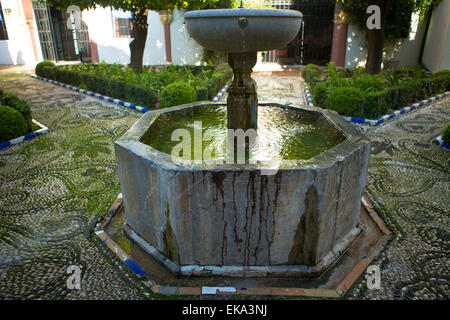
114;102;371;278
184;9;303;52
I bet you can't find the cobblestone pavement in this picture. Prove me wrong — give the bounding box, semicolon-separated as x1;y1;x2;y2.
348;99;449;300
253;73;307;106
0;74;148;299
0;73;448;300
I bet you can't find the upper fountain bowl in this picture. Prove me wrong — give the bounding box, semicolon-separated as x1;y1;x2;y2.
184;8;303;52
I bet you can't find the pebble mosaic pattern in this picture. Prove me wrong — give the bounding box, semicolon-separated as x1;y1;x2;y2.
0;73;448;300
0;75;148;300
347;100;449;300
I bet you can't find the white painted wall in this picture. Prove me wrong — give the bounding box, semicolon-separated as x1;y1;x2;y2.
143;10;166;65
82;7;203;66
422;0;450;72
82;7;131;64
0;0;38;65
344;12;427;70
170;10;203;65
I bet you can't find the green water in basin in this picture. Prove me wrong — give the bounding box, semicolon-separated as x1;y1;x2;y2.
140;104;346;161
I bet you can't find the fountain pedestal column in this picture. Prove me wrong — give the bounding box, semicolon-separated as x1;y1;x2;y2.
227;52;258;130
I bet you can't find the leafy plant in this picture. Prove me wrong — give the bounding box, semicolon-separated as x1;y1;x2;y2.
312;82;328;108
302;64;320;86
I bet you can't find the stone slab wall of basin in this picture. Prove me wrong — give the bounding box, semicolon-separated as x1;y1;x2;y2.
114;102;371;277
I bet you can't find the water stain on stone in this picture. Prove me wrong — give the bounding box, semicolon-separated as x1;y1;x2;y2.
288;184;319;265
163;199;180;264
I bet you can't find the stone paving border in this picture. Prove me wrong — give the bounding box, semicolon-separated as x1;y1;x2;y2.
0;119;48;150
96;193;391;298
31;74;231;110
433;135;450;150
303;84;449;126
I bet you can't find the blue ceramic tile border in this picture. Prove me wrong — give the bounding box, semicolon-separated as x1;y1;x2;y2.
0;119;49;150
212;82;230;102
434;135;450;150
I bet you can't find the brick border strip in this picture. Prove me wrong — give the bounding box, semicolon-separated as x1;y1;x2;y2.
433;135;450;150
0;119;49;150
212;82;230;102
303;84;449;126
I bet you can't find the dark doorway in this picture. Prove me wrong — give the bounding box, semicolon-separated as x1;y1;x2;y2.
262;1;335;66
33;3;91;62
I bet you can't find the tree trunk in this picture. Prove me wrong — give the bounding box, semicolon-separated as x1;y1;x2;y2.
365;0;392;74
365;28;385;74
129;9;148;73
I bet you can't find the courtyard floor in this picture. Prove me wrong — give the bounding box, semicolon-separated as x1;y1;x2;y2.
0;73;448;300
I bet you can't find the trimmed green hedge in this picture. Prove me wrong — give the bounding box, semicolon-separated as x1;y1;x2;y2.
304;62;450;118
160;83;197;108
35;60;55;77
36;63;232;108
0;105;28;143
443;124;450;145
327;87;364;116
38;65;158;107
1;94;32;132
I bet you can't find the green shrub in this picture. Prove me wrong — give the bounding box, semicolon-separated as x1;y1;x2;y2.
302;64;319;79
432;70;450;79
327;87;364;116
160;83;197;108
430;75;450;95
35;60;56;77
54;68;76;85
1;94;32;132
353;73;385;91
392;68;428;79
363;91;385;118
126;84;157;107
80;73;99;93
108;79;128;100
443;124;450;145
312;82;328;108
302;64;320;86
33;62;232;107
0;105;28;142
325;62;340;88
196;87;209;101
96;77;110;96
204;78;219;99
335;78;352;87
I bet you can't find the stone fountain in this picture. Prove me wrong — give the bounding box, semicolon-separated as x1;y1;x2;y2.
114;8;371;278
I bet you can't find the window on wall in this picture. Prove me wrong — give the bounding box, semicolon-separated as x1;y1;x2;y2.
112;9;134;38
0;3;9;40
